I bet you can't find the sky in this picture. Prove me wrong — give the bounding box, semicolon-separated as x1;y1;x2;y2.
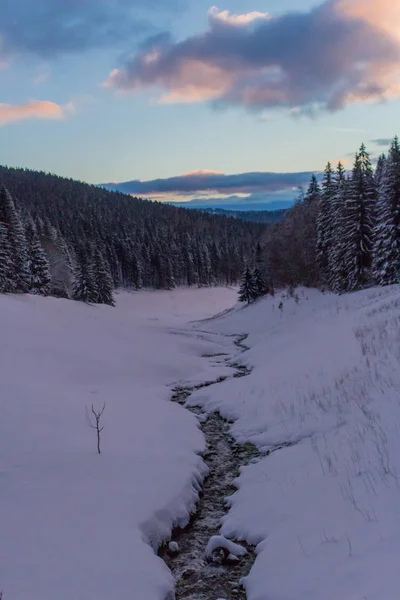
1;0;400;208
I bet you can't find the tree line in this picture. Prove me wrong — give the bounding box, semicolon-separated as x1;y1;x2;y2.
0;166;264;305
2;136;400;309
248;138;400;296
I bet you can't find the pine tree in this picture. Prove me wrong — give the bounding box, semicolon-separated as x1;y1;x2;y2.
343;144;376;291
302;175;321;286
372;137;400;285
93;248;115;306
0;222;14;292
328;163;348;292
253;268;268;297
0;185;28;291
72;255;98;303
27;235;51;295
375;154;387;189
238;267;257;304
317;163;334;287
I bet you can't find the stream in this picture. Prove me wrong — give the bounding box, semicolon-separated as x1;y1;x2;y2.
158;332;260;600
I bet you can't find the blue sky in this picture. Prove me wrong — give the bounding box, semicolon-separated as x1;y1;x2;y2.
1;0;399;207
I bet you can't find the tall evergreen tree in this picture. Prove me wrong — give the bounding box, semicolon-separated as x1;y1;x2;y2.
328;163;348;292
343;144;376;291
253;268;268;297
238;267;257;304
375;154;387;189
0;185;28;291
72;255;98;304
27;235;51;295
373;137;400;285
317;163;334;287
302;175;321;286
0;222;14;292
93;248;115;306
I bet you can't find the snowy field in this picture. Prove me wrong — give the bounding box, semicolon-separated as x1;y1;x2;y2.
0;287;237;600
3;285;400;600
188;285;400;600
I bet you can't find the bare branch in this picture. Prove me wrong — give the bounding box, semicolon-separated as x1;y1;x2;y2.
85;402;106;454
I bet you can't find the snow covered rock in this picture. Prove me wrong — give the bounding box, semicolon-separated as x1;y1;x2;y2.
168;541;180;555
205;535;247;564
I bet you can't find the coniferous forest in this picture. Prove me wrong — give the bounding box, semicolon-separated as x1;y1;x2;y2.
0;166;264;304
260;137;400;295
1;137;400;307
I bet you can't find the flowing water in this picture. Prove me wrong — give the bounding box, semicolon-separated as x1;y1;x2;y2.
159;333;260;600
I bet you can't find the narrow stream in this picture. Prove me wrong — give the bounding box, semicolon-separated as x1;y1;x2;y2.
158;333;260;600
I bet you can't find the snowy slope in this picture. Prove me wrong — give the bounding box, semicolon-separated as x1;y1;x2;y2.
187;285;400;600
0;287;237;600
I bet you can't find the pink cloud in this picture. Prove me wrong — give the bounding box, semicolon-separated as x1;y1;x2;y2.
0;101;65;126
105;0;400;113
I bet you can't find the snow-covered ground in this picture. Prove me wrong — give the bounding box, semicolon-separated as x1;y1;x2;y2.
3;284;400;600
0;287;237;600
188;285;400;600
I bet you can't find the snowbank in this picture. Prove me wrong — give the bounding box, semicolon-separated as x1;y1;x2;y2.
0;287;237;600
187;285;400;600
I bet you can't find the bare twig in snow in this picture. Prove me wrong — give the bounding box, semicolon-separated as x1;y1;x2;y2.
85;402;106;454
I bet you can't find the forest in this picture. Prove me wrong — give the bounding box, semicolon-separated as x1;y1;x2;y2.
0;166;264;305
1;136;399;306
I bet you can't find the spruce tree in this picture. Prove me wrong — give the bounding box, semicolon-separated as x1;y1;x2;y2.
253;268;268;297
328;163;348;292
303;175;321;286
0;222;14;292
343;144;376;291
0;185;28;291
238;267;257;304
93;249;115;306
373;137;400;285
27;235;51;295
72;256;98;304
375;154;387;189
317;163;334;287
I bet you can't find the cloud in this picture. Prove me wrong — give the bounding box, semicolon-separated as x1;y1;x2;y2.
371;138;393;147
101;170;315;196
0;0;180;59
105;0;400;113
0;101;65;126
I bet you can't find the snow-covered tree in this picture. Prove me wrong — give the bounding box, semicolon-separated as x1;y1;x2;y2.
317;163;334;287
0;185;28;292
343;144;376;291
373;137;400;285
328;163;347;293
238;267;257;304
375;154;387;190
303;175;321;286
253;268;268;297
93;248;115;306
27;235;51;295
72;256;98;304
0;222;14;292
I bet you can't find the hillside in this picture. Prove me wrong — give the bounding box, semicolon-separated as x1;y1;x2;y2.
0;166;264;300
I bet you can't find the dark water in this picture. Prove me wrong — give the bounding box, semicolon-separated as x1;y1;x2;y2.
159;333;260;600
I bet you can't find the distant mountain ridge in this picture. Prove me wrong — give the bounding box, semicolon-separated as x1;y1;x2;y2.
197;207;287;223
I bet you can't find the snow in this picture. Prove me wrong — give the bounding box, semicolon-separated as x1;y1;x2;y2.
4;283;400;600
205;535;247;560
185;285;400;600
0;287;237;600
168;541;180;554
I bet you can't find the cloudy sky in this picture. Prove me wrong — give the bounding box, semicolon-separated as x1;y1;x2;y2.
1;0;400;206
